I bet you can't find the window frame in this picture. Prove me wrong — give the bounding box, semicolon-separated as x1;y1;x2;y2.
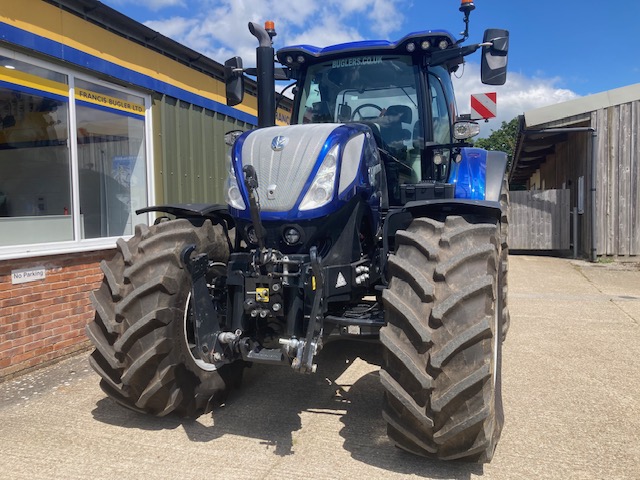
0;47;154;260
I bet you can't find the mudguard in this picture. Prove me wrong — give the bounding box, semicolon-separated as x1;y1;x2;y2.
397;147;507;220
137;203;235;230
383;148;508;266
450;148;508;202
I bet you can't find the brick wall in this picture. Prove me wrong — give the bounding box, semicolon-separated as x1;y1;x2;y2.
0;249;113;381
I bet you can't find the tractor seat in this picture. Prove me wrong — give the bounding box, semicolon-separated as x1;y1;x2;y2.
379;105;412;160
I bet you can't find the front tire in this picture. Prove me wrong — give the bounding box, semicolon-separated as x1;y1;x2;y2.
86;219;243;417
500;175;510;340
380;214;504;462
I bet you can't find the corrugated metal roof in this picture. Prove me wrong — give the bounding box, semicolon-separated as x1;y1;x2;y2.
511;82;640;185
525;83;640;127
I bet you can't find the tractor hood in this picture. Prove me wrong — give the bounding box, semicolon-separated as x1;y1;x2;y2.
226;123;383;221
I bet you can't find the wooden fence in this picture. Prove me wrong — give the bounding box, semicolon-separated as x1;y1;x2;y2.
509;189;571;250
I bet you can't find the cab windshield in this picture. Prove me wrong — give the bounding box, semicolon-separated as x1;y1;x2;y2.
296;55;422;180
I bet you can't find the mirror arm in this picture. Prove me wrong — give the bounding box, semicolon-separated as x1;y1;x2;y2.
461;43;481;58
429;43;479;66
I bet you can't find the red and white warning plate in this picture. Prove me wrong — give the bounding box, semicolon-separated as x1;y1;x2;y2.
470;92;497;120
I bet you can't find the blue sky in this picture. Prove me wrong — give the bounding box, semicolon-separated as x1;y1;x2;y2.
103;0;637;135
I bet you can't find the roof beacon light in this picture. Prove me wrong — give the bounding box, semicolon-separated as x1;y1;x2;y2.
264;20;276;38
459;0;475;13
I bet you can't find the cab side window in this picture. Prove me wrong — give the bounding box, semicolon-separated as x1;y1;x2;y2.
428;75;451;145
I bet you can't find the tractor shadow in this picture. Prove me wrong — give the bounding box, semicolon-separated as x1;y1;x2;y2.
91;340;481;478
335;354;483;479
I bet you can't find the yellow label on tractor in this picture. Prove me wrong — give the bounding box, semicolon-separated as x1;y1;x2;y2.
256;287;269;303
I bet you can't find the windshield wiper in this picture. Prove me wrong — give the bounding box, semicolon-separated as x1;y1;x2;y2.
400;87;417;108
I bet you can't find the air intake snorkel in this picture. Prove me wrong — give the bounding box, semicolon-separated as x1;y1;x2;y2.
249;21;277;128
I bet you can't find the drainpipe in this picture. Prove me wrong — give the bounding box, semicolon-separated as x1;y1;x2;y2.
589;130;598;262
517;126;597;261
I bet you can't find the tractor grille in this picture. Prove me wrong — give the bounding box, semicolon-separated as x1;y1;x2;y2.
241;124;339;212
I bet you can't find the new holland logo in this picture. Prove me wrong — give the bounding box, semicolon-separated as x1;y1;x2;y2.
271;135;289;151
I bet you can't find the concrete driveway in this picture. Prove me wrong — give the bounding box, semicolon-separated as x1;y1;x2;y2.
1;255;639;479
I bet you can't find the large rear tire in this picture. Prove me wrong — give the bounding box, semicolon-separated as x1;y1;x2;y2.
86;219;243;417
380;214;504;462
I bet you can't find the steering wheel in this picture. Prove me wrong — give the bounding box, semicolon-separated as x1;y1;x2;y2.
352;103;383;120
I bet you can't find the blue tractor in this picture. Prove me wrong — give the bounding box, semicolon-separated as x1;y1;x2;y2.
87;1;510;462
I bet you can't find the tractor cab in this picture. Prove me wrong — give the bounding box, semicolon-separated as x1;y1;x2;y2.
225;20;509;205
277;33;462;203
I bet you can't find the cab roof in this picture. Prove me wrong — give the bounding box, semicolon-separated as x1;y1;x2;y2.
276;29;459;67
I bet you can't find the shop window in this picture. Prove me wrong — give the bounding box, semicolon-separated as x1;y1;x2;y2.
0;51;151;257
75;79;147;238
0;58;71;246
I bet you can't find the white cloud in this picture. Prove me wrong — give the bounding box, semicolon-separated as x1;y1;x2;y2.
132;1;579;139
325;0;404;36
143;1;283;64
368;0;404;36
139;0;403;65
285;17;363;48
110;0;186;11
144;17;197;39
149;0;185;10
452;63;579;137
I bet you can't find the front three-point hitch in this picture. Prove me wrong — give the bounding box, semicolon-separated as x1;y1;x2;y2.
181;165;326;374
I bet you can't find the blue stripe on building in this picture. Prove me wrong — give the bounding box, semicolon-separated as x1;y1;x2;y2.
0;80;68;103
0;22;258;125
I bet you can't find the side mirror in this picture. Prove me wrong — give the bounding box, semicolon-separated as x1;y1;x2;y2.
224;57;245;106
481;29;509;86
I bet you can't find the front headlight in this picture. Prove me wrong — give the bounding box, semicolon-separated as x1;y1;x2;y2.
224;148;246;210
299;144;339;211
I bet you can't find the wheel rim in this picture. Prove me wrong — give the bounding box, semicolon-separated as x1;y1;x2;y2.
183;291;220;372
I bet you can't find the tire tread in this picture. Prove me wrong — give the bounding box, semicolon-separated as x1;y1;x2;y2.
86;219;240;418
380;214;503;462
